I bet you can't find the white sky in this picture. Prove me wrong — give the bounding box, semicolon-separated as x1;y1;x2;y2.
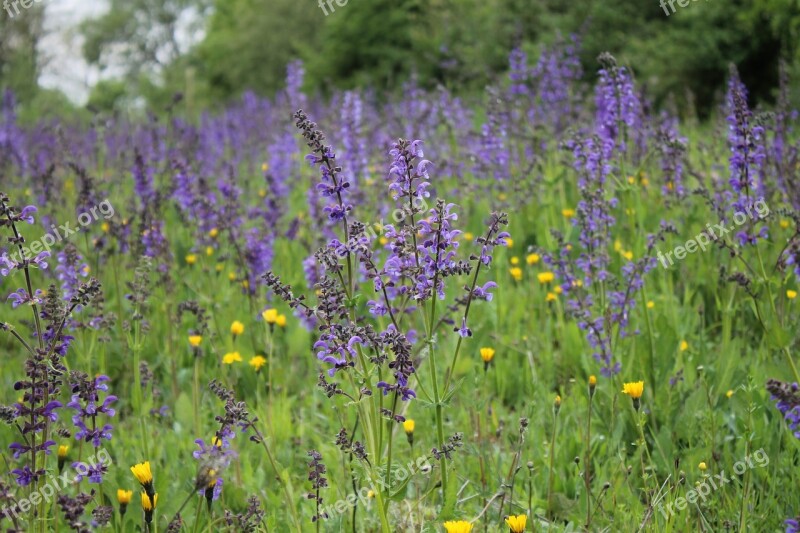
39;0;108;104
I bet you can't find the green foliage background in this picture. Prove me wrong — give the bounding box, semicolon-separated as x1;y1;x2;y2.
2;0;800;117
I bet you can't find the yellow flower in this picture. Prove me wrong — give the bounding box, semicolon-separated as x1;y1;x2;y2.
185;254;197;265
206;246;214;257
537;272;554;284
726;389;734;398
589;375;597;387
188;335;203;348
546;292;557;302
505;237;514;248
641;177;649;187
131;462;155;505
554;395;562;409
510;256;520;265
554;286;563;294
249;355;267;372
261;162;269;172
230;321;245;336
562;208;575;218
627;176;635;184
621;250;633;261
58;445;68;458
788;290;797;300
403;419;415;434
141;492;158;523
698;462;707;471
679;340;689;352
101;222;110;233
479;347;495;363
258;189;267;198
621;381;644;399
509;267;523;281
463;232;474;242
572;279;583;287
228;272;237;281
505;514;527;532
498;193;508;201
781;219;790;229
379;236;388;246
526;253;540;265
443;520;473;533
262;308;278;324
117;489;133;504
646;301;655;309
222;352;242;365
276;314;287;327
208;228;219;238
215;264;224;273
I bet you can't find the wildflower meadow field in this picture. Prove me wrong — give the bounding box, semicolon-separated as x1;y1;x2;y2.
2;44;800;532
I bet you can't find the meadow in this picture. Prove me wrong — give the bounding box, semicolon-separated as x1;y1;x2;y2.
0;45;799;533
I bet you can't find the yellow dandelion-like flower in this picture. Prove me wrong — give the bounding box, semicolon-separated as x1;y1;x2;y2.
379;236;388;246
215;264;224;273
510;256;520;265
621;381;644;399
788;290;797;300
140;492;158;523
562;208;575;218
403;419;415;434
537;272;554;284
698;462;707;471
249;356;267;372
222;352;242;365
641;177;649;187
627;176;635;184
262;308;278;323
101;222;110;233
554;286;563;294
509;267;523;281
679;340;689;352
117;489;132;504
546;292;557;302
258;189;267;198
726;389;734;398
443;520;473;533
208;228;219;238
58;444;68;458
505;237;514;248
498;193;508;201
526;253;540;265
230;321;245;336
367;489;375;498
614;240;622;252
206;246;214;257
479;347;495;363
188;335;202;348
130;462;155;507
781;219;790;229
463;232;474;242
185;254;197;265
646;301;655;309
505;514;527;532
276;314;287;327
621;250;633;260
261;163;269;172
228;272;236;281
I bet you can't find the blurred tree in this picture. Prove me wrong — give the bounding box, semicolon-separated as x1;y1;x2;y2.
0;5;45;103
195;0;324;101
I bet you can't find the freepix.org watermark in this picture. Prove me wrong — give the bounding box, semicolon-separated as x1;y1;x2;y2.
1;199;115;268
1;448;112;520
658;448;769;519
657;198;769;269
320;455;431;519
318;0;348;16
3;0;44;19
660;0;711;17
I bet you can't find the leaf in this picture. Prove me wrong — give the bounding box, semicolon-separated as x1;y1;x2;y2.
174;392;193;430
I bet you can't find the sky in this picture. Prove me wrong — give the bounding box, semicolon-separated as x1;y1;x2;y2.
39;0;107;104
